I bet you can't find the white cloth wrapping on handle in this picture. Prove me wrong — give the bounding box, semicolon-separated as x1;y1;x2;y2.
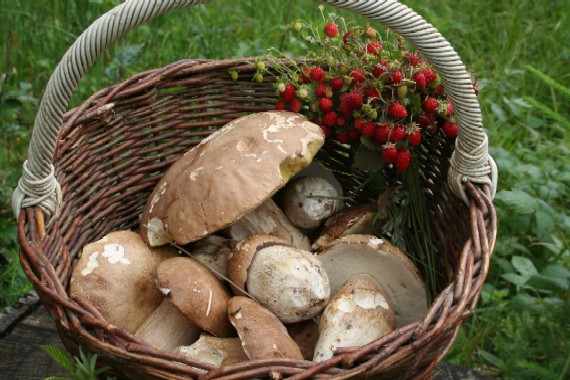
12;0;498;227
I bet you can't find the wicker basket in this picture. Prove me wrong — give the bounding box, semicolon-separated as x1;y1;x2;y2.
13;1;498;379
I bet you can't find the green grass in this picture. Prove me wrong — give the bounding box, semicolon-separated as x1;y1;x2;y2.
1;0;569;379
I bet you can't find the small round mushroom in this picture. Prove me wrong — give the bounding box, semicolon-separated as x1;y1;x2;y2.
140;111;325;246
281;176;344;229
69;230;177;334
228;296;303;360
317;234;427;327
313;274;396;362
157;256;234;337
174;334;248;367
228;235;330;323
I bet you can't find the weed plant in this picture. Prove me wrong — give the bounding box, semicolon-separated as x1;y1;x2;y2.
0;0;568;378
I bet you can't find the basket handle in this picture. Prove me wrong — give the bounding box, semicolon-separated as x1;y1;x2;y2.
12;0;498;226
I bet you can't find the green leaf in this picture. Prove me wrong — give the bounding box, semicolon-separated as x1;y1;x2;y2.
495;190;541;214
501;272;528;287
40;345;75;373
352;144;383;171
526;274;568;292
511;256;538;278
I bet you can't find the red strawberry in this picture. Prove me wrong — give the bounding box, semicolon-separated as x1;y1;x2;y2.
280;84;296;102
324;22;339;38
346;91;363;110
375;124;391;143
382;144;398;164
330;77;344;91
336;115;347;127
343;30;354;44
417;113;434;130
406;52;421;67
336;132;350;144
366;40;382;56
433;84;444;98
289;98;303;113
300;67;311;84
350;68;366;84
362;122;377;138
422;97;439;114
314;83;327;98
320;125;332;138
275;101;286;110
395;149;412;171
339;93;353;116
322;111;338;127
372;64;385;78
413;72;427;91
354;118;366;131
310;66;326;82
423;68;437;84
443;121;458;138
387;102;408;119
388;70;403;85
318;97;334;112
348;128;360;140
445;101;454;115
407;130;422;146
391;124;406;142
365;86;380;99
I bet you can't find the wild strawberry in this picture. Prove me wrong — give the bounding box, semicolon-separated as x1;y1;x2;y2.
330;77;344;91
275;101;286;110
300;67;311;84
433;84;444;98
324;22;339;38
320;125;332;138
366;86;380;98
364;25;377;38
382;144;398;164
422;97;439;114
318;97;334;112
413;72;427;91
289;98;303;113
343;30;354;44
395;149;412;171
280;84;296;102
388;70;403;85
443;121;458;138
322;111;338;127
348;128;360;140
314;83;327;98
444;101;454;115
375;124;391;143
407;130;422;146
336;132;350;144
354;118;366;131
362;122;377;138
366;40;382;56
336;115;347;127
397;85;408;99
417;113;434;130
310;66;326;82
372;64;385;78
422;68;437;84
391;124;406;142
346;91;363;110
350;68;366;84
387;102;408;119
406;52;421;67
339;93;353;116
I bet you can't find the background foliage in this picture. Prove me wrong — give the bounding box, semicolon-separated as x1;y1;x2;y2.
0;0;568;378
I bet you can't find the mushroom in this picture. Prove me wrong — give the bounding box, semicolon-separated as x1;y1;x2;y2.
313;274;396;362
228;234;330;323
174;334;248;367
140;111;325;246
280;176;344;230
69;230;177;334
228;296;303;360
156;256;235;337
317;234;427;327
189;235;233;278
224;198;311;251
286;319;320;360
312;203;379;250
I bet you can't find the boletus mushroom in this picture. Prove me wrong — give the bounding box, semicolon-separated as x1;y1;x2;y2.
140;111;324;247
174;334;248;367
317;234;427;327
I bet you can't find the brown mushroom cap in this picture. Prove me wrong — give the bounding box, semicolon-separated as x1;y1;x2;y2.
69;230;177;334
228;296;303;360
157;256;234;337
317;234;427;327
313;273;396;362
140;111;324;246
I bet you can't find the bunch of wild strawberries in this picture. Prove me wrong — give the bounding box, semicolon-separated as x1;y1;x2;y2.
261;16;463;172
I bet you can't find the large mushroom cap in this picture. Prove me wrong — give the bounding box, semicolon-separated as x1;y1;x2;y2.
140;111;324;246
317;234;427;327
69;230;177;334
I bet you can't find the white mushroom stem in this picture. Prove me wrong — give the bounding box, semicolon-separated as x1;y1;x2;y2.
174;334;248;367
225;198;311;251
135;298;201;352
